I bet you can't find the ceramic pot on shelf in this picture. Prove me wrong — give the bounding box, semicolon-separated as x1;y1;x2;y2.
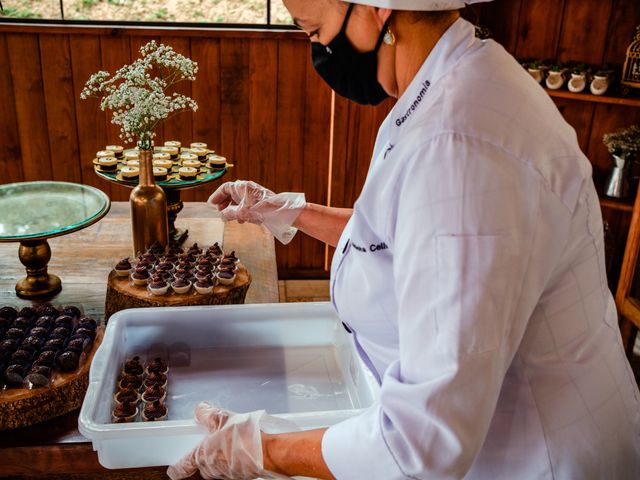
591;74;611;96
527;67;544;84
568;72;587;93
546;70;566;90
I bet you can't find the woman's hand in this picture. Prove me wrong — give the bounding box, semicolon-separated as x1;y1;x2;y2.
167;402;293;480
208;180;306;245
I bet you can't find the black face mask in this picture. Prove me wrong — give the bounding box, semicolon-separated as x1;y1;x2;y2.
311;3;390;106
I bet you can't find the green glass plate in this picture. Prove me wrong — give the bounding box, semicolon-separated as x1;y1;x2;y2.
0;181;111;241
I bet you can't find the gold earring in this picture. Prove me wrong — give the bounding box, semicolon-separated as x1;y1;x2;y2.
383;28;396;46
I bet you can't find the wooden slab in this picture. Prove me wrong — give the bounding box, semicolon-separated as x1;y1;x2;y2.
0;329;103;430
104;264;251;320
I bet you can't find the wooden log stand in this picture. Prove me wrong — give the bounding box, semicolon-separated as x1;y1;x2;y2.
104;264;252;321
0;329;103;430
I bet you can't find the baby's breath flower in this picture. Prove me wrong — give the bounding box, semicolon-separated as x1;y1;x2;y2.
80;41;198;147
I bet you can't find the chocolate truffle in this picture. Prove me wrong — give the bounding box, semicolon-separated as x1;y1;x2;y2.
78;317;97;331
74;327;96;340
70;333;93;350
66;338;86;353
61;306;82;319
17;307;37;320
0;338;19;352
22;336;43;351
144;371;167;387
27;365;51;387
11;317;32;331
0;306;18;322
0;317;10;330
54;315;74;329
10;349;33;365
51;326;71;338
124;356;144;376
57;350;79;371
112;402;138;423
4;363;27;384
43;337;66;351
142;400;167;421
35;316;55;330
34;350;57;366
147;357;168;375
35;304;59;318
29;326;49;339
5;328;25;340
115;387;139;404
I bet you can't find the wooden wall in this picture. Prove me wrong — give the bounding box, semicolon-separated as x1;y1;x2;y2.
1;0;639;281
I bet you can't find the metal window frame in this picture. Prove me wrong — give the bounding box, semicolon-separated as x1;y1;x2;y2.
0;0;291;28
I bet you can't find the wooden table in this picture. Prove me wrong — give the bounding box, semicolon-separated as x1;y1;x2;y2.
0;202;279;477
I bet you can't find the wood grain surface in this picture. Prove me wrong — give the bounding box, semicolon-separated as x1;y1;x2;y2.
0;202;278;476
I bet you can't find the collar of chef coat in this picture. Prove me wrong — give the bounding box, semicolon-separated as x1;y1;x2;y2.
387;17;480;148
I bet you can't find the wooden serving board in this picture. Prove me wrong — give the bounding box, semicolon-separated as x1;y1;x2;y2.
104;264;251;320
0;329;103;430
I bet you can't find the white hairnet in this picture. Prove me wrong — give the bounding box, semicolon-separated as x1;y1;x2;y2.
346;0;494;10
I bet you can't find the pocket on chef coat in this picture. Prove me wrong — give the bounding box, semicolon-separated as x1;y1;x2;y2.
435;234;515;355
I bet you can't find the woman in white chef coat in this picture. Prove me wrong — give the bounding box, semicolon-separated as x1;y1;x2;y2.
169;1;640;479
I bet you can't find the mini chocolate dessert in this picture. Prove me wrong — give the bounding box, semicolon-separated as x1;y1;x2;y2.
194;278;213;295
119;373;143;390
195;271;213;283
197;258;213;270
219;260;237;272
142;400;168;421
112;402;138;423
5;328;25;340
17;307;37;319
141;251;158;262
10;349;33;365
168;245;184;256
142;384;166;403
4;363;27;384
51;326;71;338
115;258;133;277
144;371;167;387
115;387;140;404
216;270;236;286
34;350;57;366
29;326;49;339
171;277;191;294
22;335;43;351
146;357;168;375
136;260;154;271
208;242;223;256
149;279;170;296
35;316;55;330
57;350;79;371
174;265;191;277
0;338;19;352
62;306;82;319
69;333;92;350
36;304;59;318
187;243;202;255
11;317;32;331
123;356;144;376
54;315;74;329
43;337;66;352
131;268;150;286
0;306;18;322
26;365;52;387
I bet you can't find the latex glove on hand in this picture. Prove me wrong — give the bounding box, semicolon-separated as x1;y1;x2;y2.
208;180;306;245
167;402;295;480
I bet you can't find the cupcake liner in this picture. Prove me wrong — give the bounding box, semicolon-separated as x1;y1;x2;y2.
112;406;139;423
114;268;132;277
141;390;167;404
114;390;141;406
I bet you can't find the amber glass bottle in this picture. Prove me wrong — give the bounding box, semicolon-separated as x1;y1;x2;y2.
129;147;169;255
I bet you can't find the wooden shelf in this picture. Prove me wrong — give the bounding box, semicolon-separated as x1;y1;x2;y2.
547;88;640;107
599;196;634;212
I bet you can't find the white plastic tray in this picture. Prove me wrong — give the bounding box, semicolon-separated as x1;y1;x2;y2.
78;302;379;469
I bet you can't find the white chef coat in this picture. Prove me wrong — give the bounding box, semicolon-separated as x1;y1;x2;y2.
321;17;640;480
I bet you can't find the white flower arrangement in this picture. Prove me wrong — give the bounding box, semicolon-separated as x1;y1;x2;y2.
80;40;198;149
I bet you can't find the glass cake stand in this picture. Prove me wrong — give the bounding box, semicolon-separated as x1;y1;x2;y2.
0;181;111;299
94;148;228;243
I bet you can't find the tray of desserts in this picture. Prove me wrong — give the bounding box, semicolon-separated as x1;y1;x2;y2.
0;304;102;429
79;302;379;469
92;141;229;187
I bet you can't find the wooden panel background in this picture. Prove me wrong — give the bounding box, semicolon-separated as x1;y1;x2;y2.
0;0;639;280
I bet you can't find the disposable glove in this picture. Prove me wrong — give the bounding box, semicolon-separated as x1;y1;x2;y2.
167;402;296;480
208;180;306;245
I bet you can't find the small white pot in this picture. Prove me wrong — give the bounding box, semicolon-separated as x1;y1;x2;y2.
590;75;610;96
568;73;587;93
528;68;544;84
546;70;566;90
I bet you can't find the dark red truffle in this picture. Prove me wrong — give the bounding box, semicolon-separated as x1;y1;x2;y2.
5;328;25;340
10;349;33;365
57;350;79;371
78;317;97;331
35;316;55;329
0;306;18;322
17;307;37;319
35;304;59;318
43;337;66;351
61;306;82;319
51;326;71;338
34;350;57;366
54;315;74;329
27;365;51;386
29;326;49;338
22;336;43;351
11;317;32;331
4;363;27;384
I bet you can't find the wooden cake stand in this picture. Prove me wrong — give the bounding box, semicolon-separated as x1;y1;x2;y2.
104;264;252;321
0;329;104;430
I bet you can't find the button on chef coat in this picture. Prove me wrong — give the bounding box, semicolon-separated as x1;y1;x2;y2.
322;18;640;480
